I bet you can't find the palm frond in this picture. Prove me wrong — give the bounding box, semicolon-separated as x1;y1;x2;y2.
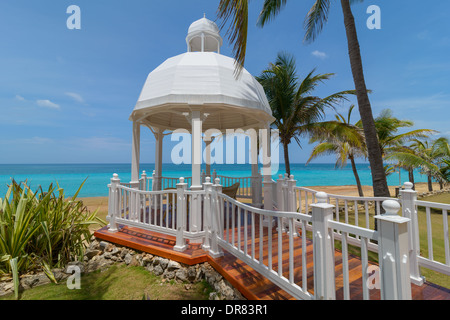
304;0;331;43
217;0;249;73
257;0;288;27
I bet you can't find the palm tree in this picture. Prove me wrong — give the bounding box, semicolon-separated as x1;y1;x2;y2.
256;52;355;176
306;105;366;196
371;109;436;158
386;138;449;192
360;109;436;191
217;0;391;197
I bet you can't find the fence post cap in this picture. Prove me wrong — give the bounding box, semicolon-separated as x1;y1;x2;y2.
289;174;295;180
179;177;185;183
205;177;211;183
403;182;414;190
382;200;401;216
215;178;220;185
316;192;328;203
278;174;283;180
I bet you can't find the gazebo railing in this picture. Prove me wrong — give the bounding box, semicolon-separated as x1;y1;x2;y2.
107;173;415;300
141;170;261;200
108;175;206;245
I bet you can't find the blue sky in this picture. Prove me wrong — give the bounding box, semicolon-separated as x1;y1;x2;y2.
1;0;449;164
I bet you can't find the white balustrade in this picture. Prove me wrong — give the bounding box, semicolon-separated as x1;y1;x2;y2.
107;172;450;300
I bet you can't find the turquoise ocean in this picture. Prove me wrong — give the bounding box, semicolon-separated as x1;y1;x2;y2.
0;163;429;198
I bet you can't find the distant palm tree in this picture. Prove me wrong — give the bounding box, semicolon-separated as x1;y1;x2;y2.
256;52;355;176
217;0;390;198
440;159;450;186
372;109;437;189
371;109;436;158
307;105;366;196
386;138;450;192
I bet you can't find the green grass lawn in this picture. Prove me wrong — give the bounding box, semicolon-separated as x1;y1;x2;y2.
1;265;213;301
319;193;450;289
416;193;450;288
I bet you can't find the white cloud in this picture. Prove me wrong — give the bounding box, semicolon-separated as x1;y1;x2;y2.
36;99;60;109
311;50;328;59
15;95;26;101
65;92;85;104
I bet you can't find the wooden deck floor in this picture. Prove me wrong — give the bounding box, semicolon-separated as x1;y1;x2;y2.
94;225;450;300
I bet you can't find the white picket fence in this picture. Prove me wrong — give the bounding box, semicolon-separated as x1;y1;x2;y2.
103;171;450;300
275;176;450;284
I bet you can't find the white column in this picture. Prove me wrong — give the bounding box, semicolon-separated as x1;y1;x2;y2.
205;139;212;177
154;127;163;191
191;111;202;189
262;125;273;212
251;130;262;207
131;121;140;187
190;110;203;243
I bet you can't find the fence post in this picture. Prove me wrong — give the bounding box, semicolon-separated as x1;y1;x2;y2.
311;192;336;300
209;178;224;258
376;200;412;300
201;170;206;184
174;177;188;252
287;175;297;212
140;170;147;191
263;176;274;210
252;174;263;209
202;177;213;252
286;175;298;236
152;170;156;191
400;182;424;286
108;174;120;233
276;175;284;211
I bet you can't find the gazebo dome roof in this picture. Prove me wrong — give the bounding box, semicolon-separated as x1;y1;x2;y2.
130;17;273;131
188;16;220;37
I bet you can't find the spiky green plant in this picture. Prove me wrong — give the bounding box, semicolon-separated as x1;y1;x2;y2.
0;180;105;299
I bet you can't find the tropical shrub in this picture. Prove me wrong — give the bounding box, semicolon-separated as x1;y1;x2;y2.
0;180;105;298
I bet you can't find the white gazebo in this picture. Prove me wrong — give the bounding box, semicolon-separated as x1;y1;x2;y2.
128;15;275;210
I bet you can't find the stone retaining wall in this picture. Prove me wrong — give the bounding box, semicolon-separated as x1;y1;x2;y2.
0;240;245;301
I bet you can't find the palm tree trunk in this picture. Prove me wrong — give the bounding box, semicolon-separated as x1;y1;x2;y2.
408;168;415;190
428;174;433;192
340;0;390;198
349;155;364;197
283;142;291;176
